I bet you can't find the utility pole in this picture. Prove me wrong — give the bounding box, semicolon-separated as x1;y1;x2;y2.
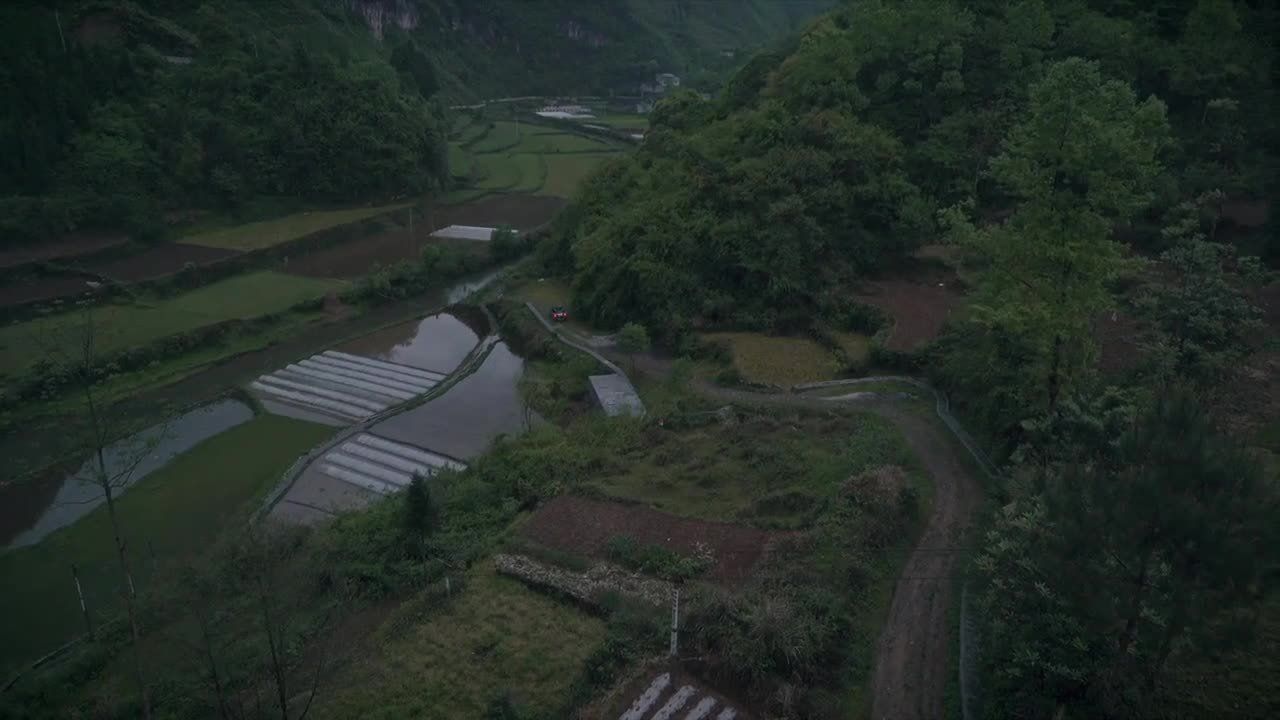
669;587;680;657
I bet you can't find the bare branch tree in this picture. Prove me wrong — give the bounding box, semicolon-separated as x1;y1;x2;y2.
234;524;335;720
30;304;165;720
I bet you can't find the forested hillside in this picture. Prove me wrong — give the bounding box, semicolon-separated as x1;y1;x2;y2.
396;0;832;98
555;0;1277;339
0;0;827;246
544;2;1280;717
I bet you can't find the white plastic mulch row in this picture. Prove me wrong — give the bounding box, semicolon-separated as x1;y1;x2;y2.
684;697;718;720
317;433;464;496
251;350;443;423
651;686;696;720
618;672;741;720
621;673;671;720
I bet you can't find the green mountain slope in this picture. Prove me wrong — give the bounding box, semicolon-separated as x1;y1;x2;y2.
0;0;831;245
396;0;832;99
550;0;1279;337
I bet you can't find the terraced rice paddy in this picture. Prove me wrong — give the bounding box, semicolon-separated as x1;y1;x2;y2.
453;114;625;199
272;432;465;524
251;350;447;425
0;272;341;375
181;203;412;251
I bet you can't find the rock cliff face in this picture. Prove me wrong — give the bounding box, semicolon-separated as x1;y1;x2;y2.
335;0;832;99
345;0;418;38
557;18;608;48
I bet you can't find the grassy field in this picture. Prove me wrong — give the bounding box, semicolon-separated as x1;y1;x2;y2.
539;153;615;198
704;332;847;386
453;116;623;200
448;143;475;180
590;410;920;526
512;132;615;154
834;331;872;366
0;414;334;677
318;564;606;719
510;154;548;193
182;203;411;251
468;121;525;153
474;153;523;191
589;113;649;131
0;272;342;374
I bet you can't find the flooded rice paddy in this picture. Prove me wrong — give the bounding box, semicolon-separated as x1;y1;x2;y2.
1;399;253;548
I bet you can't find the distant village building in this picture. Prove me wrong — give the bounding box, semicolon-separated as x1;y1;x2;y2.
639;73;681;99
535;104;595;119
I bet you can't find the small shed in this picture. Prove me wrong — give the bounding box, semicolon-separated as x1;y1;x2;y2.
430;225;507;242
588;374;646;417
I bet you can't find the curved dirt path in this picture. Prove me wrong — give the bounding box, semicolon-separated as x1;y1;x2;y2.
534;311;984;718
690;384;981;718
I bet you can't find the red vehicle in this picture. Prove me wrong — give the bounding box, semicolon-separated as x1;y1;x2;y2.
550;306;569;322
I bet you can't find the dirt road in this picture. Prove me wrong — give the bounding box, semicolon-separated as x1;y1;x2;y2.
866;405;981;720
690;385;982;718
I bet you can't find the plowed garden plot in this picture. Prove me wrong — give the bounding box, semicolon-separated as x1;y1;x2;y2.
431;193;567;231
88;243;239;282
857;279;962;351
0;275;99;308
0;233;125;269
281;195;567;279
282;228;436;279
520;496;775;586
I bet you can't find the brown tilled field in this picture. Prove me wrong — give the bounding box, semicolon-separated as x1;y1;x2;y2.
281;228;435;279
282;194;568;279
89;243;239;282
431;193;568;231
520;495;775;586
0;233;126;269
0;244;239;308
0;275;100;308
858;278;962;351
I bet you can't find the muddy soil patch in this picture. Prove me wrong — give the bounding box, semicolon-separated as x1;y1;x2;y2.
857;279;962;351
0;234;127;269
0;275;101;308
1095;310;1146;377
283;228;445;279
89;243;239;282
432;193;568;231
281;193;564;280
520;496;775;586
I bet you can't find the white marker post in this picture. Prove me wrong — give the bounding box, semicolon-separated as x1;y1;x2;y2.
669;587;680;656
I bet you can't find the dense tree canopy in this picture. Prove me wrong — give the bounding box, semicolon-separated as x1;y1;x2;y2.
1;3;446;244
977;391;1278;718
555;0;1277;343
